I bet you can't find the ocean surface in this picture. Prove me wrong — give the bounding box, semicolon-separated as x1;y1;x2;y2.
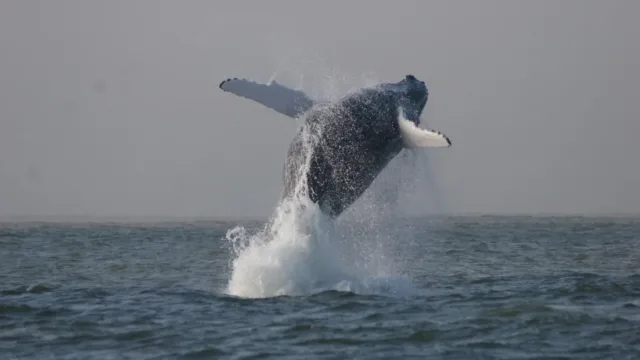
1;215;639;359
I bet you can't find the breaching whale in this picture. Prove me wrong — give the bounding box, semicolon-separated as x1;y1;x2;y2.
219;74;451;218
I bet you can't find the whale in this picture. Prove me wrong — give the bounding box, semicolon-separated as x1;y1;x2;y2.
219;74;451;218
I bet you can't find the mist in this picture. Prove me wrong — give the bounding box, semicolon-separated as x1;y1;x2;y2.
1;0;639;220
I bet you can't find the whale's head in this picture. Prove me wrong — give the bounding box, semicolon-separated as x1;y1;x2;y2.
383;74;429;125
399;74;428;123
403;74;428;107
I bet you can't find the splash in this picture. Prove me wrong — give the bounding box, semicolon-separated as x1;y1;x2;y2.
368;149;448;217
224;119;417;299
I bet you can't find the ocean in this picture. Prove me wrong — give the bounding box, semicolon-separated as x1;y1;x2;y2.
1;215;639;359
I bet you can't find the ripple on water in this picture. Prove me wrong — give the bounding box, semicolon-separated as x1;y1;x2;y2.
1;217;639;359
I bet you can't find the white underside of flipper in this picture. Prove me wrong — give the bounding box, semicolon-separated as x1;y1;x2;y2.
219;77;315;119
398;112;451;149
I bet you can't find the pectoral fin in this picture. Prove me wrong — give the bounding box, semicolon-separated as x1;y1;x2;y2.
219;77;315;118
398;116;451;148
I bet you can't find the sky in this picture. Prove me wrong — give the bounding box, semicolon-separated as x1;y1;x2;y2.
1;0;639;219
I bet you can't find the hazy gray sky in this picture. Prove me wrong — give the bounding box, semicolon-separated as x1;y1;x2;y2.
1;0;638;219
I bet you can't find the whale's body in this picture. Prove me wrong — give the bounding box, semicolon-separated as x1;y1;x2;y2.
220;75;451;218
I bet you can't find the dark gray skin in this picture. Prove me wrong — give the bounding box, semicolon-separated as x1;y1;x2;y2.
283;75;429;218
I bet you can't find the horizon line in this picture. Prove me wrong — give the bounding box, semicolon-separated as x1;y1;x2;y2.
1;212;639;224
